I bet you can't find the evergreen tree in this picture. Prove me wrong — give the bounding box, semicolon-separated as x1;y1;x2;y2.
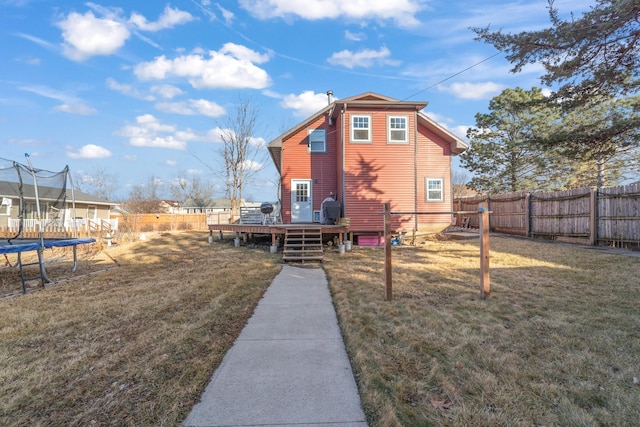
473;0;640;157
460;87;562;193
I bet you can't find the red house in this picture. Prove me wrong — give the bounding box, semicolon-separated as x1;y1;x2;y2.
267;92;468;237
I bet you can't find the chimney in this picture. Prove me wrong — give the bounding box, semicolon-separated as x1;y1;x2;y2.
327;90;334;105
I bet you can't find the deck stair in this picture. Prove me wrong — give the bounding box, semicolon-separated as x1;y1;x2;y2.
282;227;323;262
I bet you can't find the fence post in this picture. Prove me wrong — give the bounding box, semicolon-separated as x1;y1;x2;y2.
479;202;490;300
384;203;392;301
589;188;597;246
525;192;531;238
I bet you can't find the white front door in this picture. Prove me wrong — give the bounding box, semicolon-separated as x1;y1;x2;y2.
291;179;312;223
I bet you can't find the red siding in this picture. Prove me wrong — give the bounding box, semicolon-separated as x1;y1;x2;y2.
278;96;458;233
416;123;454;231
280;114;337;223
342;108;416;232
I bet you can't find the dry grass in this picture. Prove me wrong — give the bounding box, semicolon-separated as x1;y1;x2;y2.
2;231;639;426
0;231;281;426
323;235;640;427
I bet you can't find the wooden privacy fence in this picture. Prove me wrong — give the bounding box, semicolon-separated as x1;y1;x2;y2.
117;213;210;233
454;182;640;248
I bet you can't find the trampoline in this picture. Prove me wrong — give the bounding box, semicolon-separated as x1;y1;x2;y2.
1;155;98;293
0;238;95;255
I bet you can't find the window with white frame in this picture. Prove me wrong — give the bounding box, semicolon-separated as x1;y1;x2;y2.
351;115;371;143
1;197;11;215
426;178;444;201
388;115;408;143
308;128;326;153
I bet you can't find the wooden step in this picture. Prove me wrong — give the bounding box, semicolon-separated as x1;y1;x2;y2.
282;227;323;263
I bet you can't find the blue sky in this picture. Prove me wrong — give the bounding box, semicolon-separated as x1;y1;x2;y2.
0;0;589;201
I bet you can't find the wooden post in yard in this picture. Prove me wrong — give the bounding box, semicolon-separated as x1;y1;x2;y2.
479;202;490;299
384;203;392;301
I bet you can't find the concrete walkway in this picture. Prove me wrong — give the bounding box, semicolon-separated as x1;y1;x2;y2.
184;265;368;427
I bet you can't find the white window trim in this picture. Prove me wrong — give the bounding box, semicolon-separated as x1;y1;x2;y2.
387;115;409;144
426;178;444;202
87;205;97;220
0;197;11;215
351;114;372;143
308;128;326;153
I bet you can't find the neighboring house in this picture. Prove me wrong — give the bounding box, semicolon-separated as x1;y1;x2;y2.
159;200;182;214
0;181;116;232
179;198;261;214
267;92;468;234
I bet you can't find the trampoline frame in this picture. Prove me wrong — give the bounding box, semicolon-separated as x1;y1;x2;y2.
1;155;97;293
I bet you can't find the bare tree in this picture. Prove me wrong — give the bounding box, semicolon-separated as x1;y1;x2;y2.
123;176;164;214
452;170;472;198
219;96;266;219
75;167;118;201
191;96;267;220
170;173;217;207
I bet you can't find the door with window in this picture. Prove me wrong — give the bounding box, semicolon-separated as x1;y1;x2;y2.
291;179;312;223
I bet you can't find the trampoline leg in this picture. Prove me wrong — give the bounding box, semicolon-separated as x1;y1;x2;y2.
38;249;51;287
72;245;78;273
18;252;27;294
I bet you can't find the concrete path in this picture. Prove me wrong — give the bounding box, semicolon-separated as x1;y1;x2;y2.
183;265;368;427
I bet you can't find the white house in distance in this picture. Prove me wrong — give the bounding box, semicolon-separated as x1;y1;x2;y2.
0;181;116;234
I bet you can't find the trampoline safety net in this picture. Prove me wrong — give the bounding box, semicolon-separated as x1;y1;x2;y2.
0;156;72;239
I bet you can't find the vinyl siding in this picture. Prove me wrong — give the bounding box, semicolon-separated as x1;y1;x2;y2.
416;123;454;232
343;108;416;232
280;114;337;223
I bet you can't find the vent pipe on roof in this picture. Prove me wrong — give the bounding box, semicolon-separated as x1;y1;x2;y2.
327;90;334;105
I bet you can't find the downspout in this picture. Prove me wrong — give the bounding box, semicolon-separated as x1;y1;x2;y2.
414;110;419;232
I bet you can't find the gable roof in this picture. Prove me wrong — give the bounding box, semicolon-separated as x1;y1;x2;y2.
267;92;467;173
0;181;114;206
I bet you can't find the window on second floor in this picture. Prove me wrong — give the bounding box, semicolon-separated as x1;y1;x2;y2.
308;128;326;153
426;178;444;202
388;115;408;143
351;115;371;143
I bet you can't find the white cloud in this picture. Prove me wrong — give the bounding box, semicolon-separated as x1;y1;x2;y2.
19;84;96;115
118;114;187;150
452;125;471;139
249;136;267;149
344;30;365;41
216;4;235;24
67;144;112;159
165;159;177;166
129;5;194;31
57;11;130;61
134;43;272;89
242;159;263;171
280;91;331;116
239;0;425;27
156;99;226;117
186;168;203;175
327;46;399;69
54;103;97;115
14;32;56;50
56;5;194;61
106;77;155;100
116;114;222;150
150;84;184;99
136;114;176;132
438;81;505;100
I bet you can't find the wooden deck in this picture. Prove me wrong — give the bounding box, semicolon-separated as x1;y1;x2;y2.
207;223;349;245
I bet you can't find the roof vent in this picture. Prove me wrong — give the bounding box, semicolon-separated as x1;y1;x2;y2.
326;90;334;105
